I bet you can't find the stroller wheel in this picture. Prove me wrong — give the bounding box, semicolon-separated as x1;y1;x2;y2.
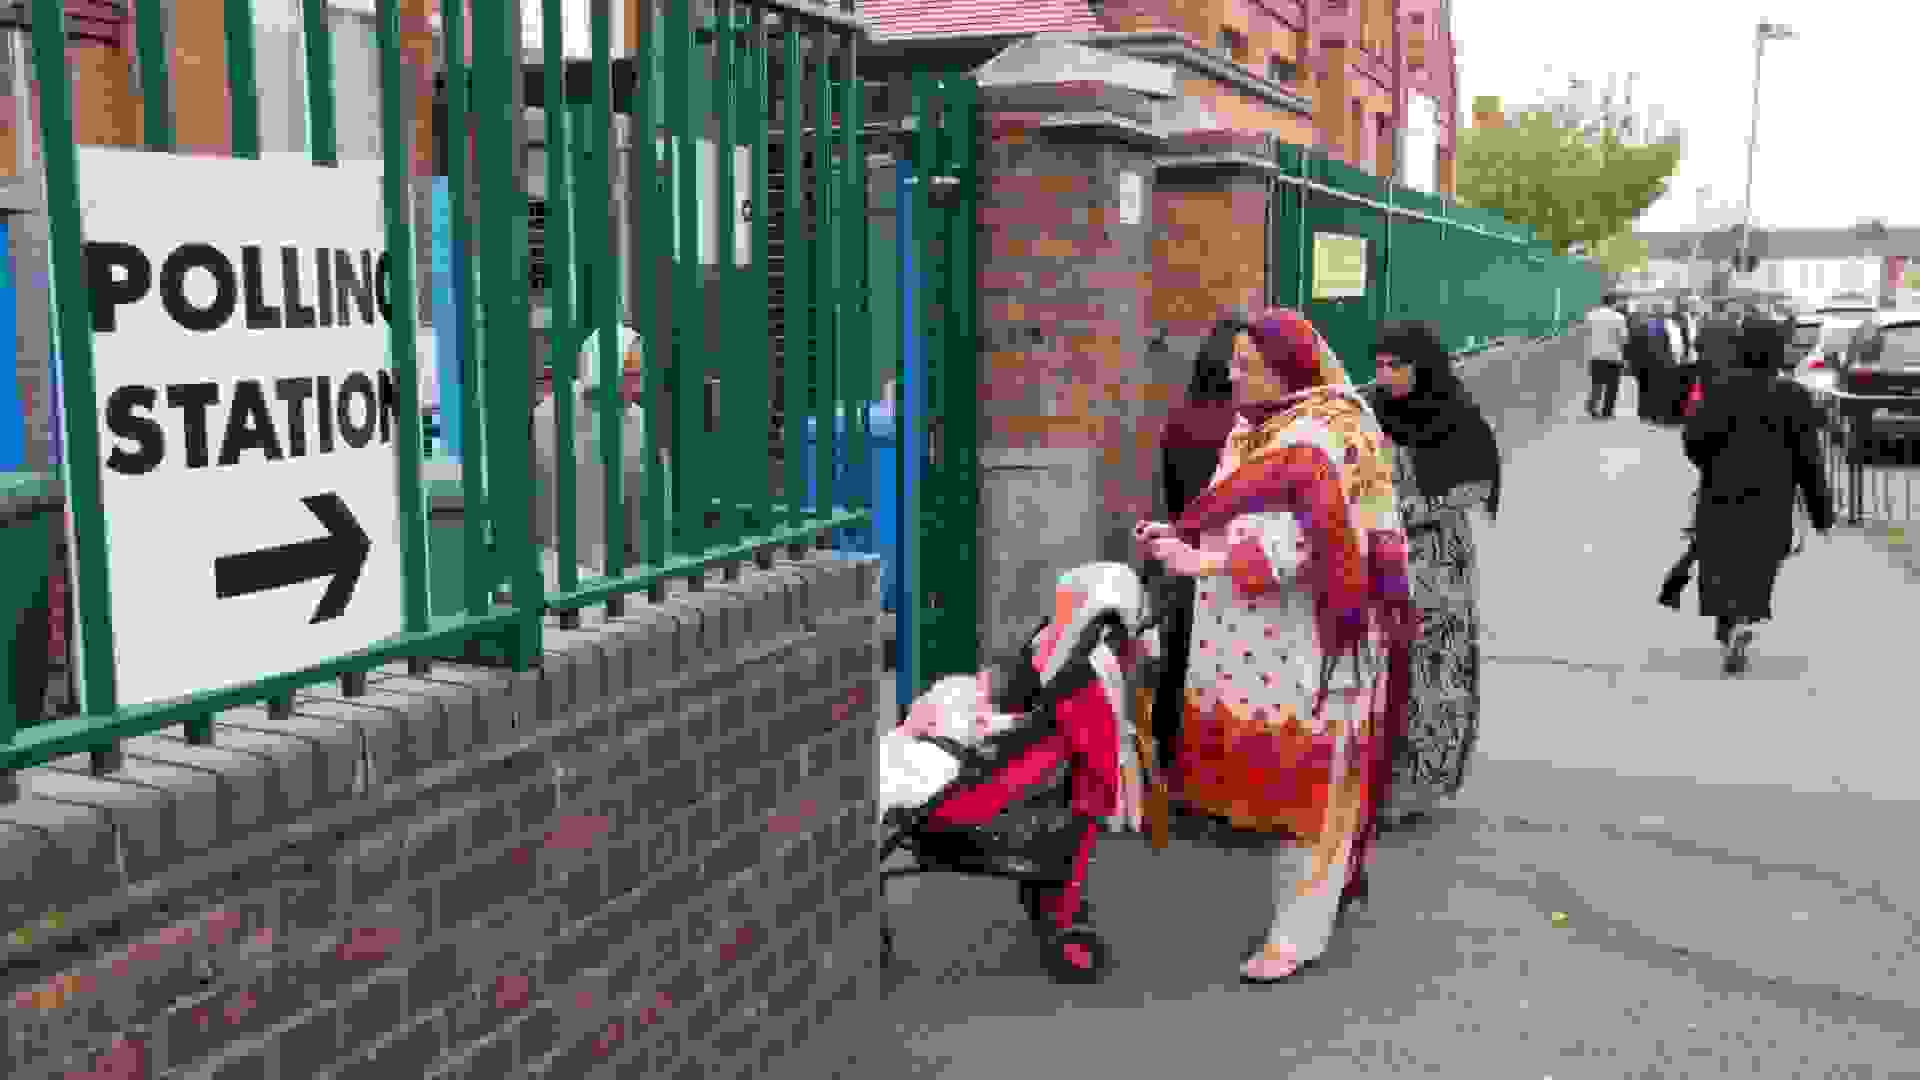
1041;928;1111;984
1018;882;1092;931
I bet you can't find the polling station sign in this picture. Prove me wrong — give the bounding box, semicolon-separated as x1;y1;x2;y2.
74;148;405;707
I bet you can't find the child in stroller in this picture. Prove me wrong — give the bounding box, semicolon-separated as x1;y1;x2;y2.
876;562;1162;984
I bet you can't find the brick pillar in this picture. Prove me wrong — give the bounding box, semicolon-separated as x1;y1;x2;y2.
1150;129;1273;371
974;68;1167;658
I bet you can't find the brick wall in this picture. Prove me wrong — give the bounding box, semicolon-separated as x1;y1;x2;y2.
1174;73;1317;142
1150;171;1267;345
0;552;882;1080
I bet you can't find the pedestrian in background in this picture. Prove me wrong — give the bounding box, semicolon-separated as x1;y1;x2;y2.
1696;301;1743;382
1681;315;1833;676
1679;298;1704;363
1366;321;1501;828
1146;316;1247;774
1584;297;1628;420
1655;302;1694;424
1625;305;1670;422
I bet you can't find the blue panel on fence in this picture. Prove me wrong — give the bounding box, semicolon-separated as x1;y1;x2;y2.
429;176;463;461
0;218;20;471
804;404;902;613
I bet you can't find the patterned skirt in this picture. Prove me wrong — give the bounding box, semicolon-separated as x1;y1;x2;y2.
1386;507;1482;822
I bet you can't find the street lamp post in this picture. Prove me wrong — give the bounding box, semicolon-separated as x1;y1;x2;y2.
1690;185;1712;291
1737;20;1798;285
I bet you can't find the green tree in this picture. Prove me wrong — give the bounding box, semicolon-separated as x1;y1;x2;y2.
1455;99;1682;256
1589;230;1650;277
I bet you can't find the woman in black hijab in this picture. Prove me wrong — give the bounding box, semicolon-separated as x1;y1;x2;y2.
1364;320;1502;828
1682;316;1832;675
1146;317;1247;775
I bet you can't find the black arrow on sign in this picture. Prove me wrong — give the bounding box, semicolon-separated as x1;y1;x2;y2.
214;493;371;624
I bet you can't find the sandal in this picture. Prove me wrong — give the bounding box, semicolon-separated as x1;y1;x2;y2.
1238;939;1322;985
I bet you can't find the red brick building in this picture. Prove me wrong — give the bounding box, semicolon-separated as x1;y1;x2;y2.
862;0;1461;192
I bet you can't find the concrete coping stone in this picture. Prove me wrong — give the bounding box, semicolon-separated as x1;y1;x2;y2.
25;753;217;871
114;728;287;844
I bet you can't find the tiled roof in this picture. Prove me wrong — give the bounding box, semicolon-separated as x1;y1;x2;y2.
860;0;1103;41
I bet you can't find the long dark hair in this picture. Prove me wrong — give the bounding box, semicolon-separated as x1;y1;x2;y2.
1188;316;1247;404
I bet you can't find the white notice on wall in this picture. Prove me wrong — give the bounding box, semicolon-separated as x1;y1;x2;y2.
76;147;405;707
1118;171;1144;226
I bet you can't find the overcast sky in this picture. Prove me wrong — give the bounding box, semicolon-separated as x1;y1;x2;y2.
1451;0;1919;234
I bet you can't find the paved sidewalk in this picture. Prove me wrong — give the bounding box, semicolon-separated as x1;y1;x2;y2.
1477;378;1917;800
800;376;1920;1079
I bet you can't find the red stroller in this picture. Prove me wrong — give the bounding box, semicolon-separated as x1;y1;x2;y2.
879;578;1162;984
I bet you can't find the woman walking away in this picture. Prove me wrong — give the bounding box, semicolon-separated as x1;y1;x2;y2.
1134;309;1416;984
1364;321;1500;830
1682;315;1833;676
1147;317;1248;775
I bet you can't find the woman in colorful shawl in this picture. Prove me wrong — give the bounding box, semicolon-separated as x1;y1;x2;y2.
1364;320;1501;828
1147;316;1249;775
1136;308;1416;983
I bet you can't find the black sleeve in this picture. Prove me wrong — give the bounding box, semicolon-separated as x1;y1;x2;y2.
1785;386;1834;532
1682;387;1730;472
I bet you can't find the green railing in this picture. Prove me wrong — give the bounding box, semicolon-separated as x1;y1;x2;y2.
2;0;875;795
1268;144;1605;381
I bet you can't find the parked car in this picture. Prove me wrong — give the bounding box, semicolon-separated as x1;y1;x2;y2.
1829;310;1920;462
1799;306;1877;373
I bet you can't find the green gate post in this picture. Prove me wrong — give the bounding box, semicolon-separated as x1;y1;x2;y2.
668;0;703;568
713;0;741;564
474;0;541;669
811;25;837;553
632;0;668;600
30;0;119;741
742;7;773;555
746;8;773;555
781;17;809;553
840;51;868;564
542;2;580;628
588;0;625;608
920;76;979;683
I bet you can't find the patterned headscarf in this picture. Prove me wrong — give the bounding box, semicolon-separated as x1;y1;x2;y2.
1236;308;1353;424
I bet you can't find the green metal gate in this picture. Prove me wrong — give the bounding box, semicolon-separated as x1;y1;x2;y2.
892;72;981;702
5;0;885;790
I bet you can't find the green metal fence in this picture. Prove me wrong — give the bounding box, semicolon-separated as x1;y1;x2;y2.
1270;145;1605;381
2;0;877;794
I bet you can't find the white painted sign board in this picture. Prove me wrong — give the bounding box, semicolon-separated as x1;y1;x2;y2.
76;147;404;707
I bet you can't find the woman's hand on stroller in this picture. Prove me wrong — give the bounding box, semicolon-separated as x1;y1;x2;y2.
1133;520;1177;557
